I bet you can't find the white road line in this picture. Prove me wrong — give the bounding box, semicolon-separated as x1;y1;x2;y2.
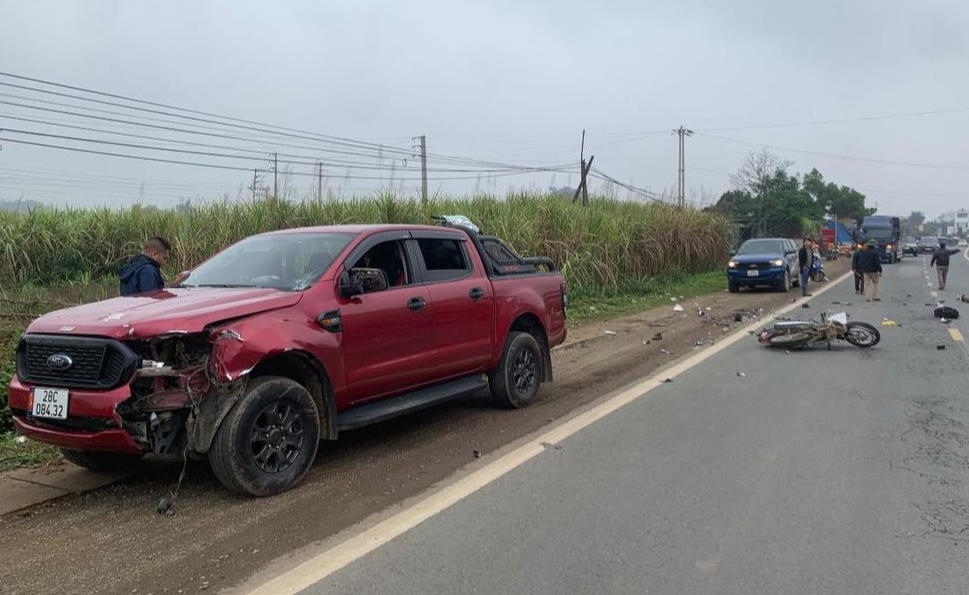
236;272;854;595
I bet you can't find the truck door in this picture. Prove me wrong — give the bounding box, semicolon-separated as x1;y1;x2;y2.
411;232;494;379
337;233;437;404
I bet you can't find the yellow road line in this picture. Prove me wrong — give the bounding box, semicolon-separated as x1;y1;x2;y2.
949;328;964;342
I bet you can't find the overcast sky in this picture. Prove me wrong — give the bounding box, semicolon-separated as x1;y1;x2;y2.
1;0;968;216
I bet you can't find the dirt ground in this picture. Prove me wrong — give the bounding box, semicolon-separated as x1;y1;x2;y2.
0;260;849;595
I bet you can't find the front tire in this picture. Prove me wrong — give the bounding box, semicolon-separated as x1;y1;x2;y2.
778;270;791;292
209;376;320;497
489;331;543;409
61;449;143;472
844;322;881;347
728;281;739;293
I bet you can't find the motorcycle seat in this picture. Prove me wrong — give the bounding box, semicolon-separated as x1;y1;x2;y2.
774;321;814;330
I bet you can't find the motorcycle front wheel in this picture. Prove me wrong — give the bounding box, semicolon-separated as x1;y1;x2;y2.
844;322;880;347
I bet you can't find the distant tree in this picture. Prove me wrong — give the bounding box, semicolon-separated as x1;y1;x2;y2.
730;149;794;195
907;211;925;229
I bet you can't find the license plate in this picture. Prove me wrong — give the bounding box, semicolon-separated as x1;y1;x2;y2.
747;270;760;277
32;388;69;420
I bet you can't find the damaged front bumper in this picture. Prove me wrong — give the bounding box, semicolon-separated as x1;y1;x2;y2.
8;376;144;454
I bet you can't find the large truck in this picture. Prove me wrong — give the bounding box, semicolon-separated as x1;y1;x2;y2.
856;215;901;263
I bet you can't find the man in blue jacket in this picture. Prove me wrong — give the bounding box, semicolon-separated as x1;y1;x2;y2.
119;236;170;296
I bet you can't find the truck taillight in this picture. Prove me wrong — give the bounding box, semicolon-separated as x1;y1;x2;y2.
561;282;569;316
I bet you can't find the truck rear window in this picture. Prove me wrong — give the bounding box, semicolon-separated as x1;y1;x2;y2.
417;239;470;281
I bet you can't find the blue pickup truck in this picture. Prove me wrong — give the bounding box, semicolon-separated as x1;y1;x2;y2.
727;238;800;293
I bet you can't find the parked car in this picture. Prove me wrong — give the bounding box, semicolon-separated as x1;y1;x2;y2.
903;236;920;256
920;236;940;253
727;238;799;293
7;221;567;496
960;239;968;248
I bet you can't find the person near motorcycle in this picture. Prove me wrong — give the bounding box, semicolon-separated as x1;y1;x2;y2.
798;238;814;297
851;244;865;294
930;241;960;290
857;239;883;301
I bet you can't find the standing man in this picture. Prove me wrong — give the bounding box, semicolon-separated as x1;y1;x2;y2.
797;238;813;297
858;239;883;302
930;240;960;290
851;243;865;294
119;236;171;296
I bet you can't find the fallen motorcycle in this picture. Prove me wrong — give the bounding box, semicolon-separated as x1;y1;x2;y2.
758;312;880;349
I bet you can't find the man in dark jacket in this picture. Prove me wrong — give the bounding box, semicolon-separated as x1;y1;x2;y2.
930;241;960;290
119;237;170;296
857;239;883;301
797;238;813;297
851;245;865;294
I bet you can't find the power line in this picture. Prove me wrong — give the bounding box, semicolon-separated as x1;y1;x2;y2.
695;133;969;172
0;72;574;172
695;106;969;133
0;136;576;182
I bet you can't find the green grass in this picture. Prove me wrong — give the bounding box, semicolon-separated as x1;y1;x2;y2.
568;270;726;324
0;431;60;472
0;193;731;292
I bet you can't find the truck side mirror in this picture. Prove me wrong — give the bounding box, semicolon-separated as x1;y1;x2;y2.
728;249;736;256
340;268;389;297
339;271;364;298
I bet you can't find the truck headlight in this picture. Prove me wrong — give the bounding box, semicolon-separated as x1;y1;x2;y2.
886;244;893;250
772;259;784;266
728;261;738;268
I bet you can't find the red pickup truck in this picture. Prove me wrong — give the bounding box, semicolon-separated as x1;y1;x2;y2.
7;222;567;495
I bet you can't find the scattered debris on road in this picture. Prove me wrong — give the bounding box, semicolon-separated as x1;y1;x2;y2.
652;332;663;341
472;450;481;459
604;330;617;336
660;349;673;355
935;306;959;320
881;319;898;326
662;378;674;383
801;303;810;308
673;304;684;312
937;345;946;350
737;372;747;377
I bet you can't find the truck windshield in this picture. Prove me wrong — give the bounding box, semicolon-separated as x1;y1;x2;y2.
860;228;894;240
921;237;939;245
181;233;355;291
736;239;785;255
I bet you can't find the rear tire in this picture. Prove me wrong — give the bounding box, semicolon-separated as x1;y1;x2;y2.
766;330;813;348
489;331;543;409
61;449;142;472
728;281;739;293
209;376;320;497
844;322;881;347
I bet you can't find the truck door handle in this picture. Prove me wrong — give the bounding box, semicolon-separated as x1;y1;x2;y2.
469;287;485;300
407;297;426;312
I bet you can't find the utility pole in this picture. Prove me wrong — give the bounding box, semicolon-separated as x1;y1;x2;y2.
572;129;594;207
671;126;693;208
271;152;278;201
317;161;323;202
250;168;261;200
419;135;428;204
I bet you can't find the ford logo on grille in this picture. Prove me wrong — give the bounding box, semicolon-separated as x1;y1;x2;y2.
46;353;74;371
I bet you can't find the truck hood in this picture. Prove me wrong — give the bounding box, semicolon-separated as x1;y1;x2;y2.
26;287;303;340
731;253;785;264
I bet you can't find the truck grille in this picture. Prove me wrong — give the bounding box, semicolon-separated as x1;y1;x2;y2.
16;335;139;389
742;262;770;270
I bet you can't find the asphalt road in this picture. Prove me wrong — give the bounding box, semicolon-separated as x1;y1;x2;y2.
2;262;843;595
288;252;969;595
